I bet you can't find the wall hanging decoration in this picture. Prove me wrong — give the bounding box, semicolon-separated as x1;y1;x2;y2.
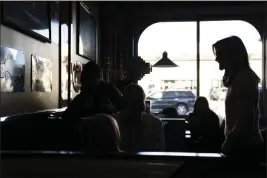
1;1;51;43
77;2;96;60
72;61;82;93
0;46;25;92
31;55;52;92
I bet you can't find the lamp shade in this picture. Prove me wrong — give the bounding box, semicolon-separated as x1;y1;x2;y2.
153;51;178;68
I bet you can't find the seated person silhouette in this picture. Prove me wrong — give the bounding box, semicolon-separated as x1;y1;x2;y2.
187;97;222;152
162;107;179;118
62;61;123;121
113;84;165;152
80;114;121;153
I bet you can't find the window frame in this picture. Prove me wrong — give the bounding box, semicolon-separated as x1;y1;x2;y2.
137;19;266;117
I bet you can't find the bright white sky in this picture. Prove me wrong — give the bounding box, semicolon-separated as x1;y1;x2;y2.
138;20;262;62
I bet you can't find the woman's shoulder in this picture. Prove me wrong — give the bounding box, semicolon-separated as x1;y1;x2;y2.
208;110;220;124
233;69;260;90
235;69;260;84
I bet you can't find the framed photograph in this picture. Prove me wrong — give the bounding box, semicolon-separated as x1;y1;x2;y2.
1;1;51;43
72;61;82;93
77;2;96;60
31;55;52;92
0;46;25;92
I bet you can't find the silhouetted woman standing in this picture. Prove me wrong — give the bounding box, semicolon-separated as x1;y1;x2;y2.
213;36;263;159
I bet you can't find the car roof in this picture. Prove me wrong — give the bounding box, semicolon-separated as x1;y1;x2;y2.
148;90;193;95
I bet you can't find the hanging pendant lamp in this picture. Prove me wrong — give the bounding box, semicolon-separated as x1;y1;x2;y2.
153;51;178;68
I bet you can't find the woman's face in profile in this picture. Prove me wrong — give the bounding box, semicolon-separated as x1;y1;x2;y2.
214;48;228;71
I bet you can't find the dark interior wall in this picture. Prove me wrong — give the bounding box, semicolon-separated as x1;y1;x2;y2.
70;1;100;99
98;3;118;81
0;2;60;117
99;2;136;83
0;1;100;116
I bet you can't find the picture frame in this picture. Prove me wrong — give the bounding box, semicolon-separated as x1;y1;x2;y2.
0;46;25;92
1;1;52;43
31;54;52;92
71;61;82;93
77;2;97;60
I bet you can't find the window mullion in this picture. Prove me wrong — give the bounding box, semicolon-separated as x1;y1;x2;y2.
196;21;200;97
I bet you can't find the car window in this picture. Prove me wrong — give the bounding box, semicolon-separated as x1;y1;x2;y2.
149;92;163;99
178;91;195;97
179;92;188;97
162;91;177;99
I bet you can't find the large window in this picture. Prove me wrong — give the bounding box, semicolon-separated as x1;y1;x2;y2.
138;21;262;119
199;21;262;121
138;22;197;116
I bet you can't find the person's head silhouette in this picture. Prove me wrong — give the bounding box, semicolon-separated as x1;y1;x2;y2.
194;96;210;114
123;84;146;116
81;114;120;153
212;36;253;87
80;61;103;92
213;36;249;71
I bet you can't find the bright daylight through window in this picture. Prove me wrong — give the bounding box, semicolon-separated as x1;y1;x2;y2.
138;21;262;122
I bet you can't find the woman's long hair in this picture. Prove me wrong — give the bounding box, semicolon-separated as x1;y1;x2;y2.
194;96;210;115
212;36;251;87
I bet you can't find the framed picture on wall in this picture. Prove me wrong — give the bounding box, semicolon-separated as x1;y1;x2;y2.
31;55;52;92
1;1;51;43
77;2;96;60
0;46;25;92
71;61;82;93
